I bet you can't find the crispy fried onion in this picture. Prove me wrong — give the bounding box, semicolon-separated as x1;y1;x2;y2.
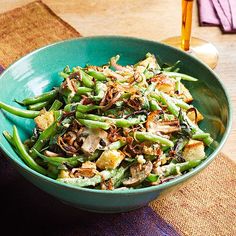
61;77;78;96
110;55;131;72
107;125;123;142
123;136;143;157
80;95;93;105
146;111;180;134
100;85;121;111
125;93;143;110
57;120;85;155
70;162;98;178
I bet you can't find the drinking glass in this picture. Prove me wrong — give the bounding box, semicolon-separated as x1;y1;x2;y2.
162;0;218;69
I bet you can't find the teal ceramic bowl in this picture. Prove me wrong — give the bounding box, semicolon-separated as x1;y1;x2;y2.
0;36;232;213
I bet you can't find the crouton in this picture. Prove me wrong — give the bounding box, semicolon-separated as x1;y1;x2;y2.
187;109;204;123
155;75;175;94
96;150;125;170
182;139;205;161
34;110;54;131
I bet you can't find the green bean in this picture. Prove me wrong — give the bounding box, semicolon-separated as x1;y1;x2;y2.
12;126;47;175
155;92;213;146
78;119;110;130
59;72;69;79
57;169;117;187
49;100;63;111
159;92;180;117
30;111;63;157
3;130;15;146
162;60;181;72
20;89;58;105
161;159;202;177
87;70;107;81
108;140;126;150
173;97;192;110
73;68;94;88
151;91;191;111
145;173;159;182
92;81;107;101
0;101;40;118
163;71;198;82
149;100;162;111
144;82;157;96
76;112;146;128
134;131;174;147
76;87;93;95
34;149;84;167
111;166;129;188
114;116;146;127
76;104;101;113
64;103;99;113
192;133;210;140
174;77;181;94
28;101;50;111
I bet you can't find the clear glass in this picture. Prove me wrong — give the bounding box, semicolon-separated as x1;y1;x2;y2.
162;0;218;69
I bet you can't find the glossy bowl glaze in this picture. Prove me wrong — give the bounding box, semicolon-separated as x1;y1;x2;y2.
0;36;232;213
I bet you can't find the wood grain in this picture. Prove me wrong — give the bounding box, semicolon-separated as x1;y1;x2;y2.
0;0;235;162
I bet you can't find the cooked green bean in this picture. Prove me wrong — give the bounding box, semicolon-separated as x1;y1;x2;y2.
28;101;50;111
74;69;94;88
134;131;174;147
3;130;15;147
163;71;198;82
78;119;110;130
0;101;40;118
49;100;63;111
108;140;126;150
30;111;62;157
57;169;118;187
13;126;47;175
161;159;202;177
92;81;107;101
149;100;162;111
87;70;107;81
76;87;93;95
112;166;129;188
20;89;58;105
174;77;181;94
59;71;69;79
76;112;146;128
34;149;84;167
159;92;180;117
76;104;101;113
192;133;210;140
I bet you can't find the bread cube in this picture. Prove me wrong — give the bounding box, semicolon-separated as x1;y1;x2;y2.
182;139;205;161
34;110;54;131
96;150;125;170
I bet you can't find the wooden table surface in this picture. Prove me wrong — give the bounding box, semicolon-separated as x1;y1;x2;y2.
1;0;236;162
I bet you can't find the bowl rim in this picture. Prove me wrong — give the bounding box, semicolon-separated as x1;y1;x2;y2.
0;35;233;195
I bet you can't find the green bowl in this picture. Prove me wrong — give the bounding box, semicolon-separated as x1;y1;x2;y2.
0;36;232;213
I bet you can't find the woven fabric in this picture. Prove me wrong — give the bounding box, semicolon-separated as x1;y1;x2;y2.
0;0;81;68
0;1;235;235
150;153;236;236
